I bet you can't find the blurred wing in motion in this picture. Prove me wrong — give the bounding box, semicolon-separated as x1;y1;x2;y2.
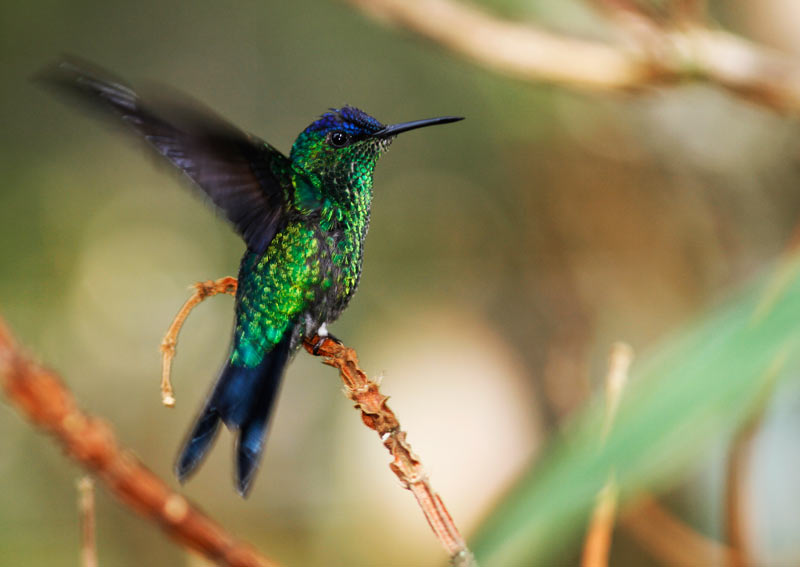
39;58;290;254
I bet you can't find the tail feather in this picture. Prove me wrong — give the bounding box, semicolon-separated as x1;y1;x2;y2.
175;406;222;481
234;334;292;495
175;334;292;496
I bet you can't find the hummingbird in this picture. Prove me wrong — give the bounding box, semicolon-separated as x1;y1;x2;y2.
41;59;463;496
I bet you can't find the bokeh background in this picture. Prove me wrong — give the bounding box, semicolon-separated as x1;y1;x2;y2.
3;1;800;565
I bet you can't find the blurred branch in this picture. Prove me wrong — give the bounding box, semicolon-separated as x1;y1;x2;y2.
583;483;618;567
599;342;633;441
302;336;477;567
623;495;741;567
345;0;800;113
346;0;649;90
724;340;783;567
78;477;98;567
580;342;633;567
160;277;476;566
588;0;707;26
725;429;753;567
0;317;277;567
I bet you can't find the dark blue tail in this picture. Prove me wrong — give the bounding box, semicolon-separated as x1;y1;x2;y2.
175;334;292;496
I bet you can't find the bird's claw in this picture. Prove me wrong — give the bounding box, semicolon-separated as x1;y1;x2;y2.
312;333;342;355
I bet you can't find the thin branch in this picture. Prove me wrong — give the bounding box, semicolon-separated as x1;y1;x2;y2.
78;476;98;567
159;278;477;566
600;342;633;442
728;220;800;561
724;430;752;567
622;495;741;567
582;483;619;567
580;342;633;567
302;336;477;566
0;317;277;567
344;0;800;113
160;277;238;407
723;347;782;567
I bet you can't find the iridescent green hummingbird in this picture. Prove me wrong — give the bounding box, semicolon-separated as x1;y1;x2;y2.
42;59;463;495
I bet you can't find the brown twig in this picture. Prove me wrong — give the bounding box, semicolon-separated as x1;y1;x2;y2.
582;482;619;567
160;276;238;407
302;336;477;566
623;495;741;567
724;430;752;567
0;317;277;567
723;345;784;567
344;0;800;114
78;476;98;567
580;342;633;567
158;277;476;565
723;258;798;564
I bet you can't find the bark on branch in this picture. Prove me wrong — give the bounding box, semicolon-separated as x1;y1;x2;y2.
302;337;477;566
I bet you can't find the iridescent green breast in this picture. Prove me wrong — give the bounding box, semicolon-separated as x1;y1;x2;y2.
231;221;324;367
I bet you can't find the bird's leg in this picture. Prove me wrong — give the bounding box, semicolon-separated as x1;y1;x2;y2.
160;276;238;407
311;322;343;355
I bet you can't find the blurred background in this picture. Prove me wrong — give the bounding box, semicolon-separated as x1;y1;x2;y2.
2;1;800;565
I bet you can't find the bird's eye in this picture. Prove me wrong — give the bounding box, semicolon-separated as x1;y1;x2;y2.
328;130;350;148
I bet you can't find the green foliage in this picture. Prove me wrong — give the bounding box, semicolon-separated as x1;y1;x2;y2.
472;254;800;565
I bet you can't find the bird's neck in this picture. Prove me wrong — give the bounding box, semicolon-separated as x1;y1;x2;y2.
319;173;373;237
292;159;375;221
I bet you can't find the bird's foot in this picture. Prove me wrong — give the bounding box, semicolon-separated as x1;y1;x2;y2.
311;330;343;355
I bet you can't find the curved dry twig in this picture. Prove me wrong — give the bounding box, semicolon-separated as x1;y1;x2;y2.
345;0;800;113
160;276;238;407
0;317;277;567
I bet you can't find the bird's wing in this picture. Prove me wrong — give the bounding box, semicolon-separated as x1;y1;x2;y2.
40;58;291;254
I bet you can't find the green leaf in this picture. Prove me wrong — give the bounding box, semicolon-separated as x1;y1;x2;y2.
471;254;800;566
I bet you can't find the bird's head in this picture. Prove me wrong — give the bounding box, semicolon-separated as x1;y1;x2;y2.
290;106;462;193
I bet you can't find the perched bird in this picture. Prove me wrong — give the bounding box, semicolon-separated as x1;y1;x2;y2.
41;59;463;495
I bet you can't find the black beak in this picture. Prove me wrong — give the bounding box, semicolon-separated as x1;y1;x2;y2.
373;116;464;138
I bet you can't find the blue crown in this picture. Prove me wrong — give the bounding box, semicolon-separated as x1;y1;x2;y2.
308;105;384;136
